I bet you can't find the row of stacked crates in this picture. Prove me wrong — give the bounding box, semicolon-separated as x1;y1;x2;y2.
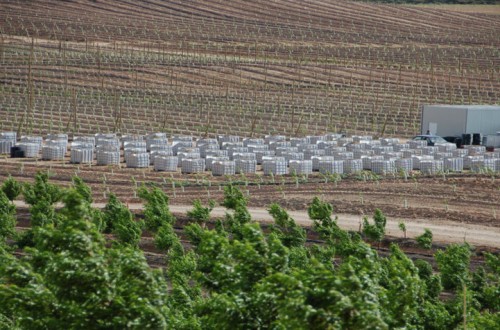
2;132;500;175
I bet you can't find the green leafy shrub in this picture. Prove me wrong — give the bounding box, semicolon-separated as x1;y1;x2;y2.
416;228;433;249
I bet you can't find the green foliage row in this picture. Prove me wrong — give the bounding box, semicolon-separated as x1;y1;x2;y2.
0;175;498;329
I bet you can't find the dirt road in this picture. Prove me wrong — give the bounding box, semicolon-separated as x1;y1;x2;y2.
16;201;498;248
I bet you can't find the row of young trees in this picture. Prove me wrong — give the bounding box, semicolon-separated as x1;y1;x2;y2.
0;173;498;329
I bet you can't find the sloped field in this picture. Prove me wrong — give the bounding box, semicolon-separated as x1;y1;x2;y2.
1;0;499;137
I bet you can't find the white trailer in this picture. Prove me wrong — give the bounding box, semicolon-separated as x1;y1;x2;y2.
421;105;500;146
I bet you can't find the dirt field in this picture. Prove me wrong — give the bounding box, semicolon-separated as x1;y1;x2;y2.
1;0;499;138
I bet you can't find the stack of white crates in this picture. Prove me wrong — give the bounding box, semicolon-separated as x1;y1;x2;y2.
444;158;464;172
181;159;205;174
212;161;236;176
344;159;363;174
235;159;257;174
371;160;396;175
17;143;40;158
420;160;444;175
154;156;178;172
126;153;150;168
263;159;288;175
395;158;413;173
42;146;65;160
318;160;343;175
289;160;313;175
71;148;94;164
96;151;120;165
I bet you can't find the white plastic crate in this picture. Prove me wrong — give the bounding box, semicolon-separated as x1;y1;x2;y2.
463;156;484;170
371;160;396;175
243;138;264;147
206;156;230;171
344;159;363;174
199;144;220;158
96;144;120;153
70;148;93;164
353;150;374;159
411;155;434;170
381;138;399;146
0;140;14;154
434;152;453;160
232;153;256;161
121;135;144;147
312;156;334;171
181;159;206;174
150;150;174;165
346;143;365;152
466;146;486;156
212;161;236;176
265;135;286;145
420;160;444;175
444;158;464;172
298;144;318;152
262;160;288;175
247;144;269;153
308;136;325;144
409;140;428;149
402;150;417;158
146;138;168;151
325;147;346;156
96;151;120;165
438;144;457;152
205;149;229;158
126;153;149;168
289;160;313;175
95;133;117;146
228;147;249;159
318;160;344;175
96;138;120;151
235;159;257;174
362;156;384;170
125;148;147;163
269;141;291;151
304;149;325;160
17;143;40;158
283;152;304;164
333;152;354;160
255;150;275;164
383;152;402;160
453;149;468;157
495;159;500;172
484;152;500;159
150;144;172;153
154;156;178;172
74;136;96;145
0;132;16;142
172;141;194;155
42;146;65;160
178;152;201;164
393;144;410;152
218;135;240;147
317;141;338;149
470;159;496;172
221;142;244;150
20;136;43;147
276;147;298;156
373;146;394;155
422;146;439;155
290;138;309;147
395;158;413;173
